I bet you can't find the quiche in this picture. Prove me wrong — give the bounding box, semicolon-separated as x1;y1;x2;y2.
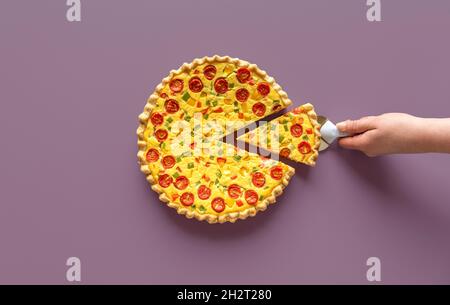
137;55;298;223
237;104;321;166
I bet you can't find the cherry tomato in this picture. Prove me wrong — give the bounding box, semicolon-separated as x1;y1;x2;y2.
211;197;226;213
158;174;173;188
245;190;258;205
169;79;183;93
228;184;242;199
146;148;159;162
197;185;211;200
180;192;194;206
174;176;189;190
252;172;266;187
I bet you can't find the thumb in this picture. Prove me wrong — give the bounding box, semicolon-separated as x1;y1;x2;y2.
336;116;377;134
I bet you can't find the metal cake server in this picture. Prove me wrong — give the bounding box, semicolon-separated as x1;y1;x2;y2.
317;115;350;151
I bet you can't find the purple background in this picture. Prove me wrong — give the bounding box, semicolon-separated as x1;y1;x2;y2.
1;0;450;284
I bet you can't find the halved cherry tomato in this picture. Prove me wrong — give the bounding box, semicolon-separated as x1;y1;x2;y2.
290;124;303;137
236;200;244;207
217;157;226;166
211;197;225;213
197;185;211;200
293;107;303;114
189;77;203;93
252;102;266;117
146;148;159;162
158;174;173;188
214;78;228;94
306;128;313;135
235;88;249;102
238;112;244;119
257;83;270;96
164;99;179;114
245;190;258;205
270;166;283;180
180;192;194;206
279;147;291;158
252;172;266;188
203;65;217;80
161;155;176;169
298;141;312;154
150;112;164;126
154;129;168;142
236;68;251;83
169;79;183;93
213;107;224;113
174;176;189;190
228;184;242;199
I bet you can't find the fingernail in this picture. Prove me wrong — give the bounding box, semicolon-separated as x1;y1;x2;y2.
336;121;346;131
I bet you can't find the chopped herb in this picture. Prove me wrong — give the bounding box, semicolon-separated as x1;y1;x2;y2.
206;100;211;106
259;195;264;201
188;162;194;169
166;117;173;123
279;135;285;143
172;172;180;179
198;205;206;213
212;100;218;107
184;116;191;122
273;100;280;104
303;135;309;141
203;114;209;120
182;92;190;101
209;155;214;160
233;155;242;161
216;171;222;178
229;83;235;89
283;124;288;132
176;156;182;163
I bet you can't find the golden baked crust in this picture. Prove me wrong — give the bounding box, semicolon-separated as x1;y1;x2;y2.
137;55;295;223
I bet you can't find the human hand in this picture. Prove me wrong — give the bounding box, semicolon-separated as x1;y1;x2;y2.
336;113;450;156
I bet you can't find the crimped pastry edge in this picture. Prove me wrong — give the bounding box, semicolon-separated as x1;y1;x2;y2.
137;55;295;224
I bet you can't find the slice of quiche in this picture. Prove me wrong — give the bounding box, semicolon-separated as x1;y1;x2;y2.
237;103;321;166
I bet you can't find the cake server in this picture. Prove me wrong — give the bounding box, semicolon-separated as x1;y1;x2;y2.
317;115;350;151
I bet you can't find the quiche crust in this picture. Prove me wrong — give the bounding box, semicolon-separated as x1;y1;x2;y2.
137;55;295;224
